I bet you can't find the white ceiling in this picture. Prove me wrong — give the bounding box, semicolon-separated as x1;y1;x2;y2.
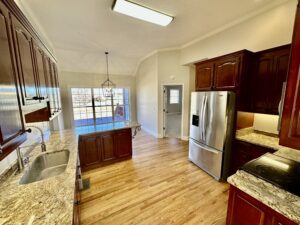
22;0;287;75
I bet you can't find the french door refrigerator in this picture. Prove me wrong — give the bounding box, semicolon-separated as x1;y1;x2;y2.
189;91;235;180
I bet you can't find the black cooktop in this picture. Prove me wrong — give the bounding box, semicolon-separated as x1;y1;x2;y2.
241;153;300;197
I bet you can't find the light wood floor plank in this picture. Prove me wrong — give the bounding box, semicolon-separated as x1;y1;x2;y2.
80;132;229;225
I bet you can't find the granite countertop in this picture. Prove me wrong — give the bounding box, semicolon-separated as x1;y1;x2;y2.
0;129;78;225
74;121;141;135
230;127;300;224
235;127;282;150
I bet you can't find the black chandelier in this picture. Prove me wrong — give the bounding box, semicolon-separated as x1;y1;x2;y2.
101;52;116;97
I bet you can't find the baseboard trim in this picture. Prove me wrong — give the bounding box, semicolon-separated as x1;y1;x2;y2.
141;127;159;138
181;136;189;141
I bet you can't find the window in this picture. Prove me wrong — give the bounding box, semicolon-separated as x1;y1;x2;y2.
169;89;180;104
71;88;130;127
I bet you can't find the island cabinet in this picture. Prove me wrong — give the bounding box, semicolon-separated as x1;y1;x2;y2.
0;1;26;160
252;45;290;115
230;140;275;175
226;185;297;225
79;128;132;171
280;3;300;150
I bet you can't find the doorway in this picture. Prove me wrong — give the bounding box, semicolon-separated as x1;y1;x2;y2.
163;85;183;138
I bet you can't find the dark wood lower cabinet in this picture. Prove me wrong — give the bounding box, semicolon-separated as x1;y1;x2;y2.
226;185;297;225
231;140;275;175
79;128;132;171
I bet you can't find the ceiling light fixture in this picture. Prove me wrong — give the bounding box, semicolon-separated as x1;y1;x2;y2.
101;52;116;97
112;0;173;26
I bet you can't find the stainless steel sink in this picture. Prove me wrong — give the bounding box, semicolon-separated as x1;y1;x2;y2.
19;150;70;185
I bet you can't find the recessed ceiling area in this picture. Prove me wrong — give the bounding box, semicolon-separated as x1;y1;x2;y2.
21;0;287;75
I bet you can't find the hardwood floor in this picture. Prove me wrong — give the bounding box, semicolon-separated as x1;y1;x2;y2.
80;131;229;225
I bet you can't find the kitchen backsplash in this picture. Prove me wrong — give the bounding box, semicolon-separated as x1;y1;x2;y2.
253;113;279;135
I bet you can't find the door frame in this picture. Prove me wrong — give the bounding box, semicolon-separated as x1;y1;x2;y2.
161;84;184;139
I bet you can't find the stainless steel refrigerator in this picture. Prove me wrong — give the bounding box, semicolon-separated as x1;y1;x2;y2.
189;91;235;180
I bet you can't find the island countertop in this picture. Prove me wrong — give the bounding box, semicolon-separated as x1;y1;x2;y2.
0;129;78;225
74;121;141;136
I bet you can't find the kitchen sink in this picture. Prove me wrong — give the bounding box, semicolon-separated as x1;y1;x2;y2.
19;149;70;185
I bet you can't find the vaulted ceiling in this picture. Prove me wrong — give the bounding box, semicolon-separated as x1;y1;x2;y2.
21;0;288;75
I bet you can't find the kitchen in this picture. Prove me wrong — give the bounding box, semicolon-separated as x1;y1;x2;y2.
0;0;300;224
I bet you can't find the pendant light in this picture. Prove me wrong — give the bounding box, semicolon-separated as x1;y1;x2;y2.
101;52;116;97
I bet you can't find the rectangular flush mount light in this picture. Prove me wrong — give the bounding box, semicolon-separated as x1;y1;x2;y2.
112;0;173;26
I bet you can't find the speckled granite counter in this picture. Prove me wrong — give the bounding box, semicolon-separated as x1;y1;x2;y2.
230;127;300;224
235;127;282;150
0;129;78;225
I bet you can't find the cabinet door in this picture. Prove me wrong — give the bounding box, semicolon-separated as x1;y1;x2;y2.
280;4;300;150
101;132;115;161
272;216;297;225
11;16;38;105
253;54;274;113
115;129;132;158
231;140;253;174
0;2;24;144
44;56;55;115
214;56;240;90
79;136;102;168
269;49;290;114
33;42;48;101
195;62;214;91
226;186;266;225
253;46;290;115
52;62;61;111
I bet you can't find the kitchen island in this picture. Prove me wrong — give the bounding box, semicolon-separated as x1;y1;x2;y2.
77;122;141;171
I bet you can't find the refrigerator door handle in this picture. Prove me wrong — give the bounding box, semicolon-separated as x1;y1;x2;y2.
202;95;208;141
190;139;219;154
199;95;205;139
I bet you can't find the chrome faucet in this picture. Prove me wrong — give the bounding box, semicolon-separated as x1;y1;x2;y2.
27;126;47;152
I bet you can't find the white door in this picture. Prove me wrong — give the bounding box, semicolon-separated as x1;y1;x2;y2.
163;85;182;138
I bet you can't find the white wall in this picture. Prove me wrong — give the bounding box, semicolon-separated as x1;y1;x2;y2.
59;71;137;129
157;51;191;140
135;54;159;137
180;0;298;65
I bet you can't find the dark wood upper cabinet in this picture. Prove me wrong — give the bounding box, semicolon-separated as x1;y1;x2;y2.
214;56;241;90
11;15;38;105
195;51;253;111
195;62;214;91
32;41;48;101
0;1;26;159
280;3;300;150
252;45;290;115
